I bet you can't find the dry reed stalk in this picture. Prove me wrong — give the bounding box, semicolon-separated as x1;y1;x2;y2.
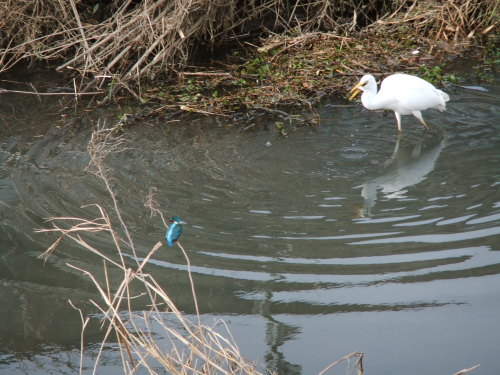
41;222;265;374
68;300;90;375
374;0;498;42
36;123;266;374
452;364;480;375
317;351;364;375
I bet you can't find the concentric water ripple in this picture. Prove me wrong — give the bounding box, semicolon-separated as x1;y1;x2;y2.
1;77;499;375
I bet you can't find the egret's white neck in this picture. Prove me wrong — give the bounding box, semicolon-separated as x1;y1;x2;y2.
361;79;392;111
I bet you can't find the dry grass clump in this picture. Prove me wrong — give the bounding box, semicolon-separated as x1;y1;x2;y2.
36;125;367;374
0;0;413;92
2;0;240;89
0;0;496;103
0;0;68;70
37;125;266;374
372;0;498;42
39;207;267;374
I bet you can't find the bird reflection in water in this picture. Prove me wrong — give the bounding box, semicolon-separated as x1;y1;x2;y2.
357;132;447;216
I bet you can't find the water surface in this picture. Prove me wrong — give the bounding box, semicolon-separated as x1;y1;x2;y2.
1;76;499;374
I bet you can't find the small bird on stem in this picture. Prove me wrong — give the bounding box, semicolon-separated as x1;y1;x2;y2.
165;216;184;246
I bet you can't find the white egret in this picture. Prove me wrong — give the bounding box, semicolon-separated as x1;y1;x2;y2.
349;73;450;132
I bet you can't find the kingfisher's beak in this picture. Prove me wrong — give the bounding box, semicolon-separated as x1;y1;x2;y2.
348;82;363;101
170;219;187;225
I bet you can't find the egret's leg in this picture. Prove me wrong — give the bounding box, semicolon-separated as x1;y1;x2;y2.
394;112;403;132
412;111;429;130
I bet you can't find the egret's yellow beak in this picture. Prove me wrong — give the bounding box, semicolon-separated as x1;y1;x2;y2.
348;82;363;101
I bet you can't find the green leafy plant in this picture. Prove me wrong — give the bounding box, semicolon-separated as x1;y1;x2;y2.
275;121;288;137
418;65;444;85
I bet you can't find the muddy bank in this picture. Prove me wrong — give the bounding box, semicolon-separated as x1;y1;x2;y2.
0;0;497;125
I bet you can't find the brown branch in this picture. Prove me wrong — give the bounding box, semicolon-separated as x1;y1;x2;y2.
0;88;102;96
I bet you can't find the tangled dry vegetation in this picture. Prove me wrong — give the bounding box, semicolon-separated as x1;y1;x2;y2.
0;0;405;76
0;0;498;117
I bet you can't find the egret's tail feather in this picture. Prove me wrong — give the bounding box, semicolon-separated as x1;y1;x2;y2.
438;89;450;102
434;89;450;112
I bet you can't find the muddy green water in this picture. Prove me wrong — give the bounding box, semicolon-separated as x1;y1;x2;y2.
1;75;499;375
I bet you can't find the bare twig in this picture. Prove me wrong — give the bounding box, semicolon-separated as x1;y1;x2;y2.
317;352;364;375
0;88;102;96
452;364;480;375
69;300;90;375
